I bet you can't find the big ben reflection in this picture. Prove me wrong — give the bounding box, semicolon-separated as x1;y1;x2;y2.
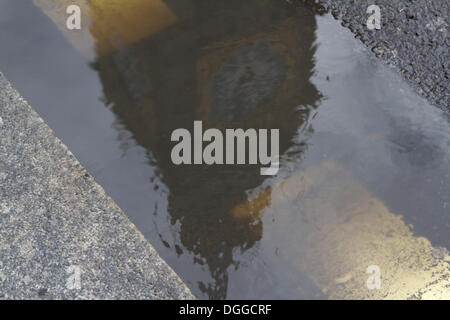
91;0;322;298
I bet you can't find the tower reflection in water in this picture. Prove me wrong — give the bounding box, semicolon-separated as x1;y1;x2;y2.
90;0;321;298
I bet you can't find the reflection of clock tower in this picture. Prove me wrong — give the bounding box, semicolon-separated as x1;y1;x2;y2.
35;0;322;298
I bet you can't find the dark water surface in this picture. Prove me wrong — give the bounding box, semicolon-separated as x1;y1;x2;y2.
1;0;449;299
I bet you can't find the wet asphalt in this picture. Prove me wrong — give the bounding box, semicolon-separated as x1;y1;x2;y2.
299;0;449;114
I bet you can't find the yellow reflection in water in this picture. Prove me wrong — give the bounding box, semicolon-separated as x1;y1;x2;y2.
34;0;177;56
234;161;450;299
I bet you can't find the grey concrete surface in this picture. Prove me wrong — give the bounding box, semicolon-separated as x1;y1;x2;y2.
301;0;449;114
0;72;195;299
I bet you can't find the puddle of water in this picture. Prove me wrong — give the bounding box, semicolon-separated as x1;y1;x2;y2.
1;0;449;299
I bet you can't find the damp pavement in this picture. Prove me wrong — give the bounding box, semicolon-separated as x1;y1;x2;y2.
0;73;194;299
0;0;448;300
305;0;449;113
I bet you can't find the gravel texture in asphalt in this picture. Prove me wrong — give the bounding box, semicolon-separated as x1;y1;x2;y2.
0;73;194;299
300;0;449;114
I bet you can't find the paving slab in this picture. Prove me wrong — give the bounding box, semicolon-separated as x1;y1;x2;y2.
0;73;194;299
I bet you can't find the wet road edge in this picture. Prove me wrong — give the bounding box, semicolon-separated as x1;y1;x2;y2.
301;0;449;114
0;72;195;299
